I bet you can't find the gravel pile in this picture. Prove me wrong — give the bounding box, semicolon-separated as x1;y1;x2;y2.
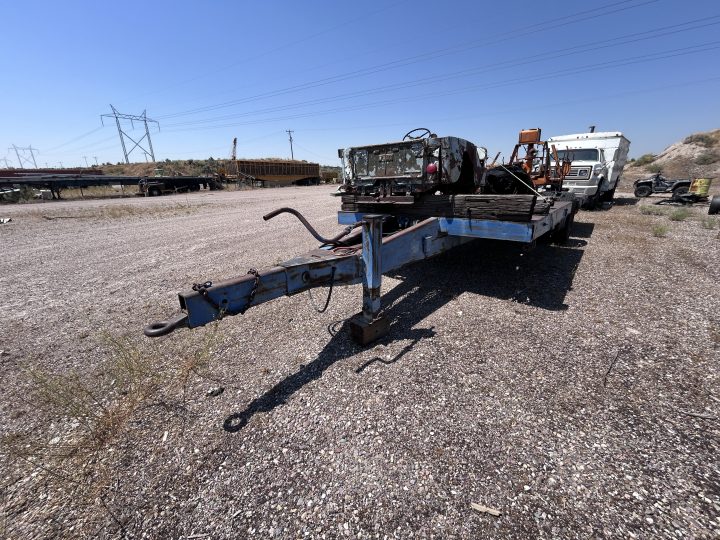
1;187;718;538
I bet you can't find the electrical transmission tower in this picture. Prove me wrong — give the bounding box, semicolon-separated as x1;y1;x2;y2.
9;144;39;169
0;157;13;168
101;105;159;164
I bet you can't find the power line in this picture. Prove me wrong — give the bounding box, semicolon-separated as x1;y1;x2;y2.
155;0;658;121
28;0;659;161
159;40;720;133
123;0;413;104
43;126;105;153
158;14;720;131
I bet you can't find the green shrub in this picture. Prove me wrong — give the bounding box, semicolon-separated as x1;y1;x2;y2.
701;217;716;229
647;163;663;173
634;154;657;167
695;152;720;165
640;205;667;216
684;133;715;147
652;224;669;237
669;208;691;221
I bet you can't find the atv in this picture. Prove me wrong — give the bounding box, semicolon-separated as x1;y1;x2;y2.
633;173;690;198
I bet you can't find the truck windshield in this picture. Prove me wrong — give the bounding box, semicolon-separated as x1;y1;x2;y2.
556;149;599;161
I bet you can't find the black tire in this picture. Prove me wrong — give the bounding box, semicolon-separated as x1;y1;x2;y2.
672;186;689;196
709;195;720;215
552;213;574;244
149;188;161;197
634;185;652;197
602;187;616;203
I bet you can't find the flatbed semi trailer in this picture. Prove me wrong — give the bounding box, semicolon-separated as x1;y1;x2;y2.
0;174;213;198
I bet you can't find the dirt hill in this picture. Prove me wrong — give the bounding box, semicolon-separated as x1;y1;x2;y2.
624;128;720;181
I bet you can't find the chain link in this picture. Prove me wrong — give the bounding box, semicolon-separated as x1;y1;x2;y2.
241;268;261;314
192;268;261;318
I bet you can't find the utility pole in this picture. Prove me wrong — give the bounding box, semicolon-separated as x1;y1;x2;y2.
101;104;159;164
286;129;294;160
9;144;39;169
82;156;89;167
58;161;64;168
93;156;98;166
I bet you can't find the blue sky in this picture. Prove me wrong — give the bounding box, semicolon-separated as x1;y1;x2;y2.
1;0;719;168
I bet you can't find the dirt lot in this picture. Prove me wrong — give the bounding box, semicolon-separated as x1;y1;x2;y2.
1;186;718;539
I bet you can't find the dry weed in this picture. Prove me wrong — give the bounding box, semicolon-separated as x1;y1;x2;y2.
652;224;669;237
0;324;225;530
20;202;201;221
639;205;667;216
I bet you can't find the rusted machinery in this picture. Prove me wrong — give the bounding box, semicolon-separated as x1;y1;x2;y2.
146;129;578;345
484;128;571;196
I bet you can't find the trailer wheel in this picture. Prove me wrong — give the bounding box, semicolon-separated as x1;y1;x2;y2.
709;195;720;215
552;213;574;244
149;187;161;197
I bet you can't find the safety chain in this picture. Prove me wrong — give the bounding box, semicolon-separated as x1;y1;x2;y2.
191;281;220;312
191;268;261;318
242;268;261;314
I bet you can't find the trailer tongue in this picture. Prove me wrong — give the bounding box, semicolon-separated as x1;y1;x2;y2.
144;130;578;345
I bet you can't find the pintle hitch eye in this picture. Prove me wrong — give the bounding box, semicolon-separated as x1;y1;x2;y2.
144;313;189;338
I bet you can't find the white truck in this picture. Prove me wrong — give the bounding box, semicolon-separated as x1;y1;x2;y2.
547;131;630;209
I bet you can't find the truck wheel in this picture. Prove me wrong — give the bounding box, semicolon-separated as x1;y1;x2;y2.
709;195;720;215
602;187;616;203
634;185;652;197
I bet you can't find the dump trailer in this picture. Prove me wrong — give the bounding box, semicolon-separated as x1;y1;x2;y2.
235;159;321;186
145;129;578;346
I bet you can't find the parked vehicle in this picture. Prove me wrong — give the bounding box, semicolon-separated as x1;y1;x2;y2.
547;131;630;208
138;176;203;196
633;173;691;198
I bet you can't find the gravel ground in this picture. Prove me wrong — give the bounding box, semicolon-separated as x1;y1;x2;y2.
1;186;719;539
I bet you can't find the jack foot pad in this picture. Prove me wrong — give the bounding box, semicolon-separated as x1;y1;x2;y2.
348;314;389;345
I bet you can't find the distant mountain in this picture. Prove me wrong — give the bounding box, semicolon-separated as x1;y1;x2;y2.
625;129;720;180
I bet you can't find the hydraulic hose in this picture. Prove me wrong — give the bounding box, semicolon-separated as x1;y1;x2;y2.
263;207;360;246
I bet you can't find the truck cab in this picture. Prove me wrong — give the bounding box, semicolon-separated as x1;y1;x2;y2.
547;132;630;209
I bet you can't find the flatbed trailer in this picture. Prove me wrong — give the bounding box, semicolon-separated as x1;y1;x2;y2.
145;199;575;344
0;174;213;199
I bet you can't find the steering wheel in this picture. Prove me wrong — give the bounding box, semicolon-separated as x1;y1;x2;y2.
403;128;433;141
